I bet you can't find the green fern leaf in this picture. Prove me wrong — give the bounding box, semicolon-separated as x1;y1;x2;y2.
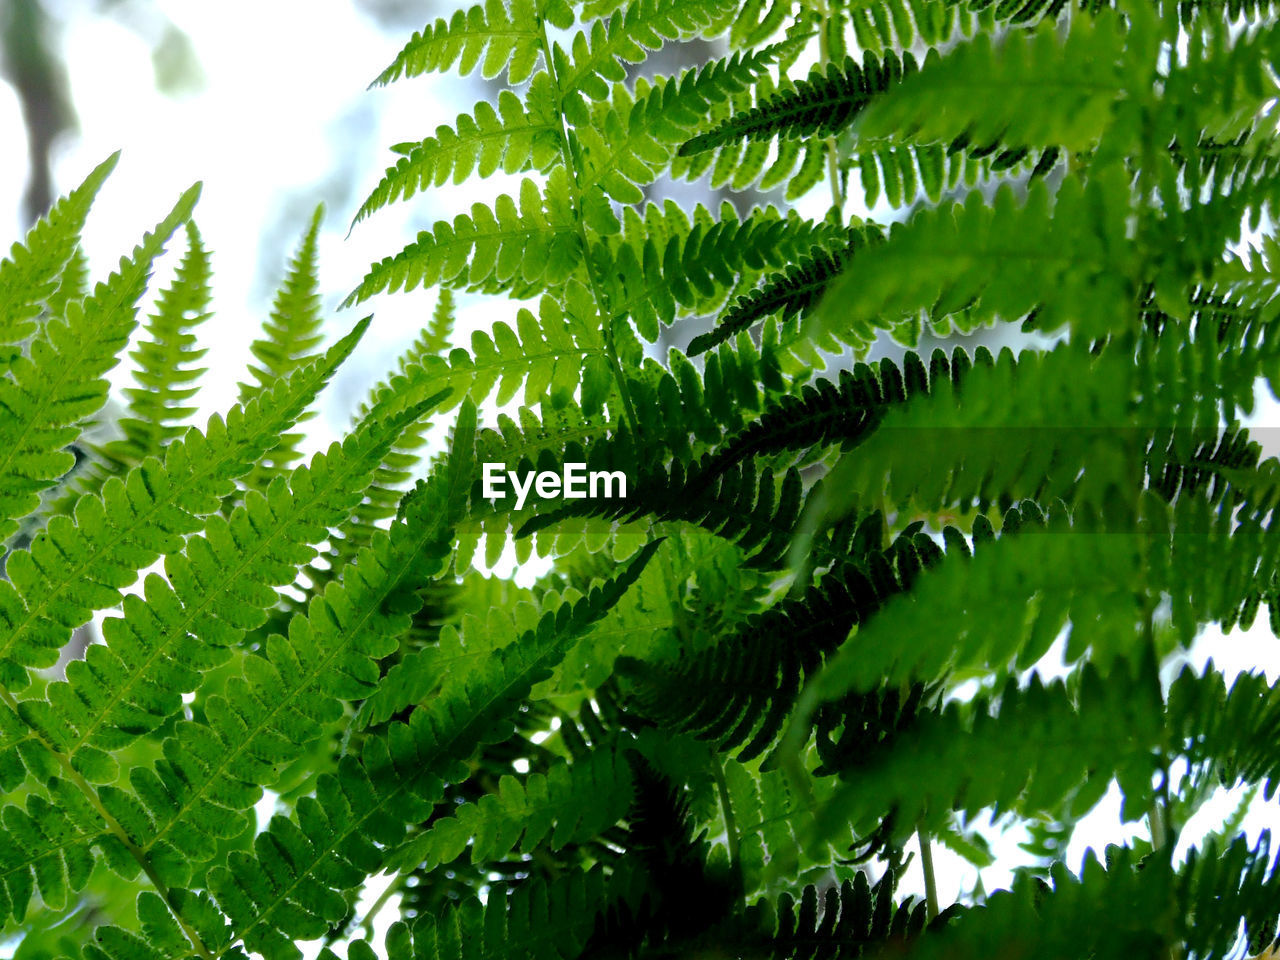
617;527;948;761
387;748;634;873
108;220;212;467
578;44;792;204
0;320;369;690
0;152;118;355
854;16;1127;153
7;391;448;787
237;205;328;494
678;51;916;157
699;349;948;474
553;0;739;127
813;659;1167;842
0;182;200;544
687;230;876;355
384;870;623;960
350;287;608;418
606;200;852;342
353;80;562;227
520;459;805;570
0;776;106;923
345;173;581;306
798;492;1280;718
371;0;544;87
204;538;662;960
317;289;461;581
811;173;1134;347
111;406;461;884
741;873;930;957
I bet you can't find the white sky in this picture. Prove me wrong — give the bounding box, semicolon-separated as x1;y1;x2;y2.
4;2;1280;955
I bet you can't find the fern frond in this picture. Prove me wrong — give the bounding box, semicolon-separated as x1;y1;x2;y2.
0;320;369;690
520;459;804;570
387;747;633;873
616;527;946;762
7;390;448;793
727;0;795;48
687;232;873;355
352;80;562;227
0;183;200;544
550;527;761;693
319;289;461;578
0;398;455;940
382;869;623;960
577;44;791;204
851;140;1058;209
699;350;950;474
422;287;456;357
449;335;792;531
606;200;855;341
371;0;545;87
204;539;663;960
44;244;90;328
813;659;1167;843
241;206;326;404
732;872;931;958
806;332;1275;530
668;67;832;200
114;408;462;883
345;173;581;306
854;16;1127;154
0;153;118;354
553;0;739;126
45;221;215;516
352;288;608;420
356;510;695;720
842;0;963;56
0;777;109;923
903;837;1280;960
237;205;328;494
811;173;1133;347
108;220;212;467
678;51;916;157
800;490;1280;717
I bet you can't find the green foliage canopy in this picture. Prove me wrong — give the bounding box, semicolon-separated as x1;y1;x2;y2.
4;0;1280;957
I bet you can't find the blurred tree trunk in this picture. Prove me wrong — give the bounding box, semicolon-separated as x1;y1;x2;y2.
2;0;75;225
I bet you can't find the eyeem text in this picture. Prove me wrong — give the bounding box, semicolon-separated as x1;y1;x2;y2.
482;462;627;510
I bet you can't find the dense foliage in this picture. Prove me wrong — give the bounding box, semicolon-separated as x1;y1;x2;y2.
4;0;1280;957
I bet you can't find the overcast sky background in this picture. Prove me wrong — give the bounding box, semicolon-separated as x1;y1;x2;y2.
4;1;1280;953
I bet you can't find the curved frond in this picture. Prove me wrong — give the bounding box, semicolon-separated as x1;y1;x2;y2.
109;220;212;468
0;153;118;355
617;526;948;762
811;174;1133;348
0;320;369;690
387;748;634;873
855;17;1127;154
345;174;581;306
553;0;739;126
371;0;545;87
0;183;200;544
678;51;916;156
203;539;663;960
353;81;563;227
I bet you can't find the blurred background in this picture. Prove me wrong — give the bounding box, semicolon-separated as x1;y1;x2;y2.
0;0;479;433
5;0;1280;949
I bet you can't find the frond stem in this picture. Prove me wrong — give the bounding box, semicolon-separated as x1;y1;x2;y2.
711;757;742;893
918;827;939;921
535;12;643;437
818;2;845;217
